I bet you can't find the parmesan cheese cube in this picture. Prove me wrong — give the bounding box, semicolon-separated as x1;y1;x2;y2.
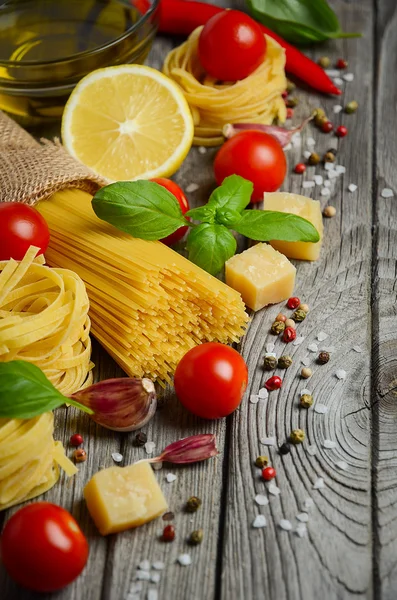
225;243;296;311
84;462;168;535
263;192;324;261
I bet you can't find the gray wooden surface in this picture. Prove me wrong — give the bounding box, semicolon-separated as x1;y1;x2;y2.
1;0;396;598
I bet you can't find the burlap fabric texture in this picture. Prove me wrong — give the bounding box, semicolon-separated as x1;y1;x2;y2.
0;111;106;205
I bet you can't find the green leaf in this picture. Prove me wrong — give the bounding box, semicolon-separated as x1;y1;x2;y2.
0;361;92;419
186;224;237;275
234;210;320;242
215;208;242;228
186;205;216;223
92;181;189;241
247;0;361;44
207;175;253;213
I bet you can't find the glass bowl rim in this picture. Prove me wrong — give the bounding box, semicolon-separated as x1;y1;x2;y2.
0;0;160;67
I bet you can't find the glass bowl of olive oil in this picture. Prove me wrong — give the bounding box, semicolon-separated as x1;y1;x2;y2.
0;0;160;126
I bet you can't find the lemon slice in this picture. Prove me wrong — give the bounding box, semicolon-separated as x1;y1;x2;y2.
62;65;194;181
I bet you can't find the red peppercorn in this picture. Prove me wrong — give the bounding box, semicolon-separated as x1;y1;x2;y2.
262;466;276;481
283;327;297;343
335;125;348;138
287;296;300;310
265;375;282;391
321;120;333;133
70;433;83;447
286;107;294;119
336;58;348;69
294;163;306;174
163;524;175;542
282;90;288;99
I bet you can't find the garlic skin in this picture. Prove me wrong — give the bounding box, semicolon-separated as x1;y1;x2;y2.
223;115;313;147
70;378;157;432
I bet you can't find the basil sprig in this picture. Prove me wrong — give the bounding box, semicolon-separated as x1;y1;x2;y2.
92;174;319;276
0;361;93;419
247;0;361;44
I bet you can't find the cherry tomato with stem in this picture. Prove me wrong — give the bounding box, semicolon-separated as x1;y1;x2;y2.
150;178;190;246
198;10;266;82
214;131;287;202
174;342;248;419
0;202;50;261
0;502;89;592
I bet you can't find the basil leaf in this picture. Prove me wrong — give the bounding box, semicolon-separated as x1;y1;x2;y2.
186;205;216;223
215;208;242;228
186;224;237;275
234;210;320;242
247;0;360;44
0;361;92;419
207;175;253;212
92;181;189;240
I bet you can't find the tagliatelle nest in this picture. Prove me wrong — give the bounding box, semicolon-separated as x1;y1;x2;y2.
163;28;287;147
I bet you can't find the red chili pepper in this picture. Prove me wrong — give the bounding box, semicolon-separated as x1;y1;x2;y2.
157;0;341;96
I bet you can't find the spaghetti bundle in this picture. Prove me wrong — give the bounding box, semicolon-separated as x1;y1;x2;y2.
37;189;249;384
0;413;77;511
163;29;287;146
0;246;93;395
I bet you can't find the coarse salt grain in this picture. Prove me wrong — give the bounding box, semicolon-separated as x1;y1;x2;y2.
307;445;317;456
284;143;292;151
178;554;192;566
381;188;394;198
265;352;277;358
198;146;206;154
291;132;301;147
314;175;323;185
336;460;348;470
327;170;338;180
268;483;281;496
321;187;331;197
148;590;159;600
353;345;362;353
334;77;343;85
333;105;343;114
258;388;269;399
317;331;328;341
252;514;267;528
301;388;312;396
279;519;292;531
348;184;357;192
152;462;163;471
314;404;329;414
324;180;331;188
144;442;156;455
335;369;347;380
325;69;340;77
296;512;309;523
303;181;315;189
293;336;305;346
260;437;275;446
324;162;334;171
127;593;140;600
308;343;318;352
266;342;275;353
139;560;151;571
313;477;325;490
303;150;312;159
323;439;337;449
335;165;346;174
303;497;314;510
186;183;199;193
301;358;311;367
130;582;143;593
255;494;269;506
136;570;151;581
307;137;316;147
152;562;165;570
111;452;123;463
250;394;260;404
296;523;307;538
166;473;177;483
343;73;354;82
151;573;161;584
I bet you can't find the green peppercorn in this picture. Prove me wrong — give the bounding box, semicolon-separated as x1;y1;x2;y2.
263;354;278;370
286;80;296;93
315;114;328;128
324;151;336;163
313;108;325;119
300;394;313;408
318;56;331;68
286;97;299;108
189;529;204;545
186;496;202;513
308;152;321;166
318;351;330;364
271;320;286;335
292;309;307;322
278;355;293;369
345;100;358;114
290;429;305;444
255;455;268;469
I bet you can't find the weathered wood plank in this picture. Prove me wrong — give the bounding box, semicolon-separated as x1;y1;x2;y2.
221;2;375;599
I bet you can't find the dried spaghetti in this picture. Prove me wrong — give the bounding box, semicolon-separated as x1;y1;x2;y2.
163;29;287;146
0;246;93;395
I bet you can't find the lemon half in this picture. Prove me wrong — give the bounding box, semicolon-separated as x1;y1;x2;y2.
62;65;194;181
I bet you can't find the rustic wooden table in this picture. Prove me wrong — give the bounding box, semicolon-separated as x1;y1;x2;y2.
1;0;397;598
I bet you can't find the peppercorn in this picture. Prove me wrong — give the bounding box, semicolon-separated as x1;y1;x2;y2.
290;429;305;444
301;367;312;379
255;455;269;469
292;308;307;322
318;56;331;68
278;355;293;369
285;318;295;329
162;511;175;521
335;125;348;138
321;120;334;133
73;448;87;463
279;442;291;455
324;151;336;163
134;431;147;446
287;296;300;310
294;163;306;174
315;114;328;128
275;312;286;322
162;524;175;542
308;152;321;166
286;97;298;108
282;90;288;99
313;108;325;119
336;58;348;69
262;466;276;481
283;327;296;343
186;496;202;513
323;206;336;218
300;394;313;408
263;354;278;370
345;100;358;114
70;433;83;447
286;107;294;119
286;80;296;93
189;529;204;545
271;320;285;335
265;375;282;391
318;351;330;364
299;303;309;313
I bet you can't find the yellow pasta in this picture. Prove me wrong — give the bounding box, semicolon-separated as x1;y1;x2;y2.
163;30;287;146
0;412;77;511
37;189;249;385
0;246;93;395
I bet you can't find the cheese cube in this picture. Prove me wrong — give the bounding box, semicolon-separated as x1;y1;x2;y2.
263;192;323;261
84;462;168;535
225;243;296;311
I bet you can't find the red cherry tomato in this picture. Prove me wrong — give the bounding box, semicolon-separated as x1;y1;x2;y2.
0;502;89;592
0;202;50;260
214;131;287;202
150;178;190;246
198;10;266;81
174;342;248;419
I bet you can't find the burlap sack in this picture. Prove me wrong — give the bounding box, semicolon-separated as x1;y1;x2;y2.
0;111;107;205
